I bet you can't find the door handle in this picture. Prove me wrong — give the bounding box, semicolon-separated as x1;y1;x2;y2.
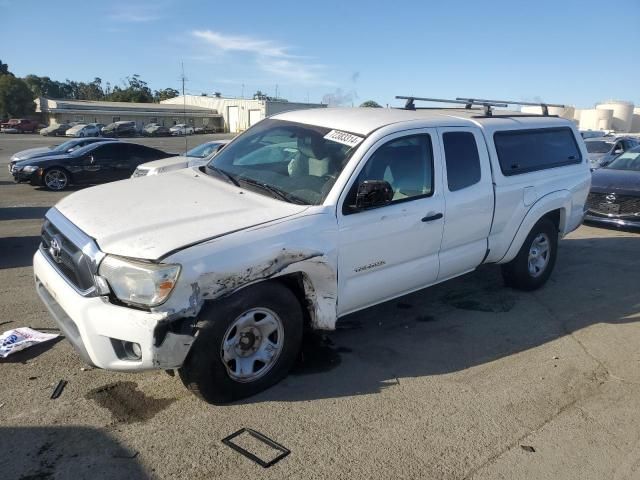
421;213;443;222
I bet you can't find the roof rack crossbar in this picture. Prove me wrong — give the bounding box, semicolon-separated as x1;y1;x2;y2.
395;96;507;116
456;97;565;116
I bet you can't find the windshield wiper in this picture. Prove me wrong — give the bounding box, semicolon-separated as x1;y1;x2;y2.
207;165;241;187
236;177;307;205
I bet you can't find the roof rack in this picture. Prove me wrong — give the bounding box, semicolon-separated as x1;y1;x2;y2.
456;98;565;116
395;96;565;116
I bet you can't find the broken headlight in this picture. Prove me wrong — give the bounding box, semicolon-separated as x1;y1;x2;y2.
98;255;181;308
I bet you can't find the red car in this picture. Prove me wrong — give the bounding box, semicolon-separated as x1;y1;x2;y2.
1;118;39;133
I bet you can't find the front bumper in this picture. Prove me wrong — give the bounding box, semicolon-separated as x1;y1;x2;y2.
11;169;39;184
584;212;640;229
33;249;192;370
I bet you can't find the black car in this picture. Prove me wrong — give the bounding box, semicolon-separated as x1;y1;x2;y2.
585;146;640;229
11;142;175;191
9;137;115;165
101;121;137;137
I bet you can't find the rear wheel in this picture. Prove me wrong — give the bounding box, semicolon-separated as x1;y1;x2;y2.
43;168;69;191
179;282;304;404
501;217;558;291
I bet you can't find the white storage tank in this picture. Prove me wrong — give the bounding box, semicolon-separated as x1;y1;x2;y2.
579;108;613;131
596;100;634;132
631;107;640;133
520;105;575;120
573;109;582;122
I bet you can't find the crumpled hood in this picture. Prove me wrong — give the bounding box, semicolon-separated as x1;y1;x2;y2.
53;168;309;260
590;168;640;195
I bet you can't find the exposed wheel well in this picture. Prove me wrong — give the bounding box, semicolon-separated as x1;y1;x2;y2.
542;208;562;232
274;273;313;330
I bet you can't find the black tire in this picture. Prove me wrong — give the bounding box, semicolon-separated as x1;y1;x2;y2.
179;281;304;404
501;217;558;291
42;167;70;191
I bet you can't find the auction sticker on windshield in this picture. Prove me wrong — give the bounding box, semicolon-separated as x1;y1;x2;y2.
324;130;364;148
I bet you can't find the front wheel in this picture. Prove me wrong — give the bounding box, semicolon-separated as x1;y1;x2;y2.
179;282;304;404
43;168;69;191
501;217;558;291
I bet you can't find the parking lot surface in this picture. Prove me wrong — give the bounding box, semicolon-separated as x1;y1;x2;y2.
1;134;639;479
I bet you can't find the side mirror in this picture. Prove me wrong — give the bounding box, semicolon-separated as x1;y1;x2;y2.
355;180;394;210
614;149;623;155
88;155;95;164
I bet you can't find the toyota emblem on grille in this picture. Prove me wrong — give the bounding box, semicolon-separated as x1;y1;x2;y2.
605;193;617;203
49;236;63;264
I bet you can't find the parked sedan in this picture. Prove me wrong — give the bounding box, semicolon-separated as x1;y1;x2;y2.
585;146;640;229
65;123;103;137
143;123;171;136
170;123;194;136
585;136;639;169
11;142;175;191
9;137;115;165
102;121;137;137
40;123;72;136
132;140;230;177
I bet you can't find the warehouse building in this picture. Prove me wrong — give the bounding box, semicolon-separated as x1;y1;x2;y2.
161;95;326;133
35;97;224;131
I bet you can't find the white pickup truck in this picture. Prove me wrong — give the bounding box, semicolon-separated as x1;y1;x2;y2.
34;99;591;403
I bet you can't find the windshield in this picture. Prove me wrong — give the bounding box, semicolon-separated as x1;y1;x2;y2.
54;139;80;151
207;119;361;205
586;141;613;154
186;142;222;158
605;151;640;171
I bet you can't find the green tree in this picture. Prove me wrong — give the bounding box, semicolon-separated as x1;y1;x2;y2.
0;59;11;76
359;100;382;108
154;87;179;102
0;75;35;119
107;75;153;103
76;77;105;100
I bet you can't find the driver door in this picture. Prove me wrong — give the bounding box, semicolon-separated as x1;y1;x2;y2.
77;143;129;184
337;130;444;315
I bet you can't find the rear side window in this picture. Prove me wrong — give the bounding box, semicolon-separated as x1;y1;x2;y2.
443;132;481;191
494;128;581;176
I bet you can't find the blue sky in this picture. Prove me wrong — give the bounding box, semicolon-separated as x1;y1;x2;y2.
2;0;639;108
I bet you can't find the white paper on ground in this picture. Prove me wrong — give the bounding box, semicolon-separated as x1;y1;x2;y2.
0;327;59;358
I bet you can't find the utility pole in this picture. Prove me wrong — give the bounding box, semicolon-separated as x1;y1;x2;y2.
241;83;245;99
180;61;188;154
275;84;279;99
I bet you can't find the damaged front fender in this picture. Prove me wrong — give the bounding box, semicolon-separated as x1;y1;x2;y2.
152;213;340;354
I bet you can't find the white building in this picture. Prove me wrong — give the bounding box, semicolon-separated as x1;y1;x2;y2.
161;95;326;133
35;97;223;131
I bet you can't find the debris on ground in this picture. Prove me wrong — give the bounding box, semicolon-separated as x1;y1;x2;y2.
222;428;290;468
50;380;68;400
520;445;536;453
0;402;5;409
0;327;59;358
113;450;139;459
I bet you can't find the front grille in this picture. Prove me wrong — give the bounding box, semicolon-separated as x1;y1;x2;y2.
41;219;95;291
586;192;640;217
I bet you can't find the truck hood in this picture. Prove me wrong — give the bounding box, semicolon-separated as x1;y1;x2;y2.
138;155;189;172
53;168;309;260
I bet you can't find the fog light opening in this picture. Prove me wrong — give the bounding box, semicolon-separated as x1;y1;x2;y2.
122;341;142;360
